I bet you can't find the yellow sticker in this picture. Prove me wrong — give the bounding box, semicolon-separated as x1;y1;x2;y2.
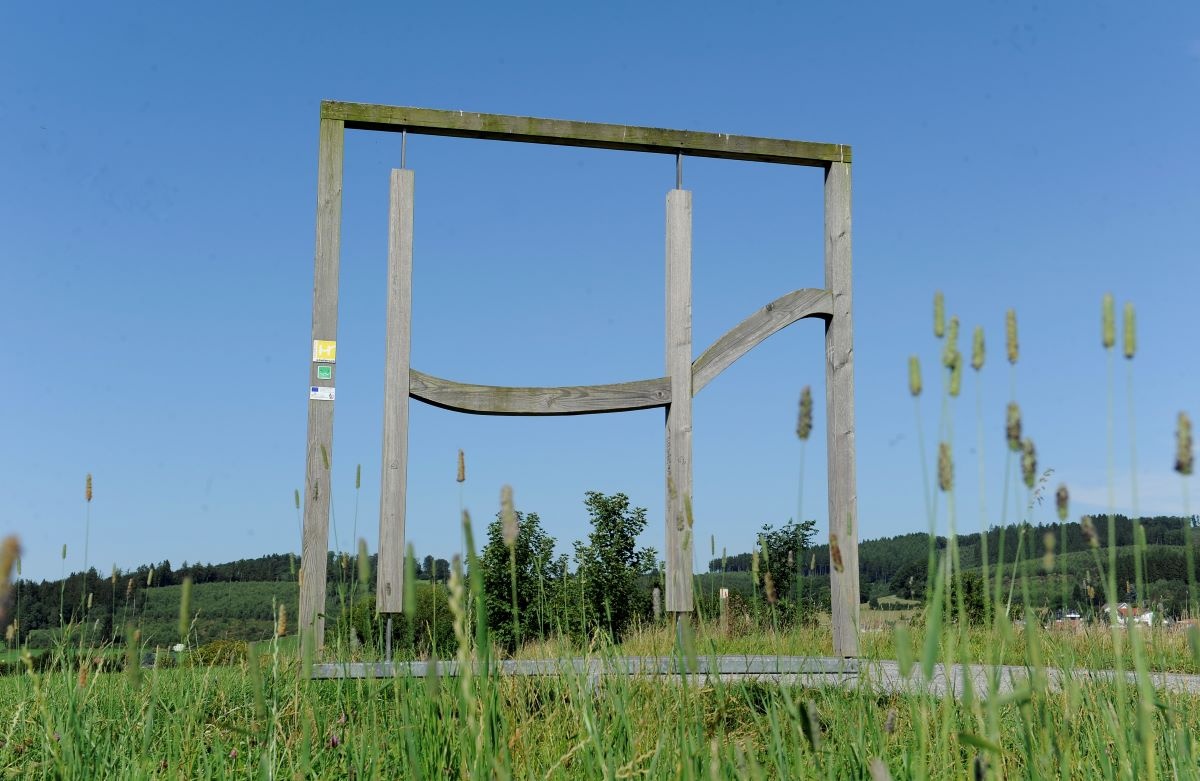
312;340;337;363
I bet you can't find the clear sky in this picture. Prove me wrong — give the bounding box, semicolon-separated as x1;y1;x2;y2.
5;2;1199;582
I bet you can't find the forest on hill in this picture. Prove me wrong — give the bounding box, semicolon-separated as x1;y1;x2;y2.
711;514;1200;615
10;512;1200;650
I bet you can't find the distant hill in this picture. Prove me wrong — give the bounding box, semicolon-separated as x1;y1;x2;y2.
10;513;1200;649
710;514;1200;615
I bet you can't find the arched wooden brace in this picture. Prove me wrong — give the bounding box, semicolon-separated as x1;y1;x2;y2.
406;287;833;416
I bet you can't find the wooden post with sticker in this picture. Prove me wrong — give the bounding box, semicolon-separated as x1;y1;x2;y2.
300;115;344;665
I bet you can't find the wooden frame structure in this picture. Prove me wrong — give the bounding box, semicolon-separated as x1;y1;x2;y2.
300;101;859;660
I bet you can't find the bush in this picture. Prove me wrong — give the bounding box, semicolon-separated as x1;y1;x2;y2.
340;584;455;658
24;629;58;650
190;638;248;666
573;492;658;642
479;510;559;651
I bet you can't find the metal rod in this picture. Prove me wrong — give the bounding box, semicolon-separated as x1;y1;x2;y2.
385;617;393;662
401;130;407;169
675;152;682;189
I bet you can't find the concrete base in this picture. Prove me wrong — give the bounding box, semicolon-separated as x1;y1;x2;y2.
311;654;859;681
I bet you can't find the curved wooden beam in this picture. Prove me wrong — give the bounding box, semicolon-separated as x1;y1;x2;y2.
409;369;670;416
691;288;832;394
407;287;831;416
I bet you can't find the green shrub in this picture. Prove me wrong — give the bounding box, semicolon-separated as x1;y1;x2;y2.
189;638;248;667
339;584;454;658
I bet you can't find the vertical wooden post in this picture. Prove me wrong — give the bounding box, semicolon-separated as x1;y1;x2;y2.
824;161;859;657
377;168;414;614
719;587;730;636
300;117;345;660
665;188;694;615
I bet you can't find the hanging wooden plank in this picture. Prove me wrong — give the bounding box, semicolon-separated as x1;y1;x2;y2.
665;189;694;614
300;117;344;660
377;169;414;614
824;161;859;658
408;370;670;415
321;102;851;167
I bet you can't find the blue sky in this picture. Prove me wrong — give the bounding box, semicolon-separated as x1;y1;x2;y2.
4;2;1199;582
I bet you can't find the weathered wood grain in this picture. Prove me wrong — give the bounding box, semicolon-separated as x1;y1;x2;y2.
665;190;694;614
408;370;670;415
300;117;344;660
377;169;413;615
321;101;851;167
691;288;832;394
824;161;859;657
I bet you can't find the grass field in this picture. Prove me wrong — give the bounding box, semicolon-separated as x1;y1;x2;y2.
5;607;1200;779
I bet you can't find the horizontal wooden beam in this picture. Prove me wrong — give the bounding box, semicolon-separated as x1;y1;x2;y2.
321;101;850;167
409;369;670;416
406;288;830;416
692;288;832;393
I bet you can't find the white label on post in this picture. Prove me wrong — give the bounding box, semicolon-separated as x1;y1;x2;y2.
309;386;335;401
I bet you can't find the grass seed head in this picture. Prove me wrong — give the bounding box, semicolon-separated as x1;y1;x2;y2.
448;554;469;662
948;351;963;397
908;356;922;397
974;754;988;781
933;291;945;338
1123;302;1136;359
942;316;960;368
1006;402;1022;452
456;449;465;483
883;708;897;735
355;463;361;490
293;489;300;510
276;604;288;637
796;386;813;440
1056;483;1069;521
971;326;985;371
1042;531;1056;572
501;485;518;546
1081;515;1100;548
357;539;370;585
0;537;19;631
1102;293;1115;350
870;758;894;781
178;576;193;643
764;572;777;604
1021;438;1037;489
1176;412;1194;476
1006;309;1019;364
938;441;953;492
85;474;93;503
